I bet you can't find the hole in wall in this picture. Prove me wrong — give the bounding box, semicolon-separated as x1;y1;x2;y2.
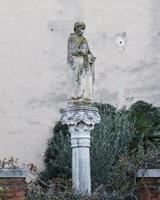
115;32;127;48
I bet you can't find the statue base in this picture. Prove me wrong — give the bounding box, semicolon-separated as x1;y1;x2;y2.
60;103;100;196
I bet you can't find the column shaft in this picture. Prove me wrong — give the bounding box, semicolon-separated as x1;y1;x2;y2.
71;134;91;195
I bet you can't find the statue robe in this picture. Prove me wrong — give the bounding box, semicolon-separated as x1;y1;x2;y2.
67;33;94;102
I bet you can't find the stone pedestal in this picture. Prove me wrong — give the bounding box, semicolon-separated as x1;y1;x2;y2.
0;169;28;200
60;104;100;196
137;169;160;200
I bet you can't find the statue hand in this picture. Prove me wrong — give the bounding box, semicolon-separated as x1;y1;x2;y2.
90;55;96;64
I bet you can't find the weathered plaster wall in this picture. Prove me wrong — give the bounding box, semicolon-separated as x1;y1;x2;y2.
0;0;159;169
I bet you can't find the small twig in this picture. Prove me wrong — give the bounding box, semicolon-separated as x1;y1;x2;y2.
94;184;104;193
27;170;51;188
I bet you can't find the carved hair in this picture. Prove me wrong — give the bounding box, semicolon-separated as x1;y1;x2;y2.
74;21;86;32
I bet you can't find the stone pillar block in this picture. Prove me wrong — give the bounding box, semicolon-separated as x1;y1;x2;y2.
60;104;100;196
137;169;160;200
0;169;28;200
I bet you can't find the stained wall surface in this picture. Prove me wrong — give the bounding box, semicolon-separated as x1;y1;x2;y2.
0;0;160;169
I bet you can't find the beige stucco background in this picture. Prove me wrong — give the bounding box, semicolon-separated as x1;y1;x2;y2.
0;0;160;169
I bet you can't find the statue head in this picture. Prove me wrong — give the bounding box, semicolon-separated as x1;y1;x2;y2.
74;21;86;36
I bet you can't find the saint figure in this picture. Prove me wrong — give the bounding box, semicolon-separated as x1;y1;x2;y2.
67;21;96;103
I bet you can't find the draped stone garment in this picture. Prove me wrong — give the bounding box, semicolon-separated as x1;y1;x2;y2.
67;33;94;102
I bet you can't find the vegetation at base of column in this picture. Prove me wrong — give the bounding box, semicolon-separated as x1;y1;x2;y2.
36;100;160;200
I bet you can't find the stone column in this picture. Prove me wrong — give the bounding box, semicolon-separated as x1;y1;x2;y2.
60;104;100;196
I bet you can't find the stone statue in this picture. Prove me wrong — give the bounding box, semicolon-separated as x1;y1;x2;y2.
61;22;100;195
67;21;96;103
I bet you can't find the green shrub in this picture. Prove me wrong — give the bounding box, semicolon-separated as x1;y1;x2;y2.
25;179;103;200
41;122;71;180
130;100;160;137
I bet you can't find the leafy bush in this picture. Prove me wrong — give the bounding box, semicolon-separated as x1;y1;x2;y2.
25;179;105;200
130;100;160;137
41;122;71;181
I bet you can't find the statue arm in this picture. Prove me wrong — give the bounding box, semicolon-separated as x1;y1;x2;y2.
68;35;81;56
87;44;96;63
67;35;80;64
71;47;88;56
67;36;74;65
69;36;89;56
88;45;93;55
68;35;93;56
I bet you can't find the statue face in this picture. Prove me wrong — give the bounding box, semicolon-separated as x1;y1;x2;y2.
75;26;85;36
